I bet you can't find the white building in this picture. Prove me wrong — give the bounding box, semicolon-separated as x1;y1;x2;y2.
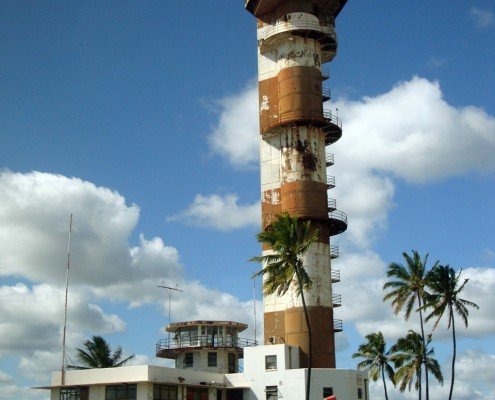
42;321;368;400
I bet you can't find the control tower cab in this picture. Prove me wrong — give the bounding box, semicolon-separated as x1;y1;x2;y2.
156;321;257;374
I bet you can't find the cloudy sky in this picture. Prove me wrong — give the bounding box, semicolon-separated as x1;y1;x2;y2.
1;1;494;399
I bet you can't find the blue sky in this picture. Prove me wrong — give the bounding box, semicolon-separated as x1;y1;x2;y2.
1;1;494;399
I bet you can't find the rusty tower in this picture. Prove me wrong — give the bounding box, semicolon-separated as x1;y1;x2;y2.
245;0;348;368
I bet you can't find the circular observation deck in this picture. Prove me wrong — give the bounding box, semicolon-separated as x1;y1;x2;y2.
328;209;348;236
155;321;257;359
257;19;337;59
323;110;342;145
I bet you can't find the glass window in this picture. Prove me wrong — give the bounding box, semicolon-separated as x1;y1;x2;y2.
265;386;278;400
60;387;88;400
106;384;137;400
153;384;177;400
265;355;277;370
323;387;333;398
358;388;363;399
208;352;217;367
184;352;193;368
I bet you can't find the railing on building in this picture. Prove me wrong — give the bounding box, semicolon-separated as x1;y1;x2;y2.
156;336;258;354
334;319;343;332
330;245;339;259
328;198;337;211
332;294;342;308
327;176;335;189
325;153;334;166
331;269;341;283
322;88;331;102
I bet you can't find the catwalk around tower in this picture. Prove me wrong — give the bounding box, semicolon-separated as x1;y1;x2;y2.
246;0;348;369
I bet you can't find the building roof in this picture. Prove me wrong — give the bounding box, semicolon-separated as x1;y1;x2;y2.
166;320;248;333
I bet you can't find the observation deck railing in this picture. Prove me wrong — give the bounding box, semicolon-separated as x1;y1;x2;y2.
156;335;257;355
330;245;339;259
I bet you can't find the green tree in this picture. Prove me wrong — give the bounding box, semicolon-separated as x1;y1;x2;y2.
424;265;479;400
383;251;438;400
352;331;395;400
391;330;443;399
251;212;318;400
69;335;135;369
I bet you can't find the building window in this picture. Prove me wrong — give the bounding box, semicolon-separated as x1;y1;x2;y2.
106;384;137;400
60;387;88;400
153;384;177;400
265;386;278;400
265;355;277;370
184;352;193;368
208;352;218;367
322;387;333;398
358;388;363;399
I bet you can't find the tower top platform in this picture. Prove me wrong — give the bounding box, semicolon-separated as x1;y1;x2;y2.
245;0;348;19
165;320;247;333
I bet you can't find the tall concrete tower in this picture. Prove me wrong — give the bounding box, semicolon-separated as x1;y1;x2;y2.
245;0;348;369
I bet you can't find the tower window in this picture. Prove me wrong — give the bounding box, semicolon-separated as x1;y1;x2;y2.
323;387;333;398
208;352;217;367
184;352;193;368
265;386;278;400
265;355;277;370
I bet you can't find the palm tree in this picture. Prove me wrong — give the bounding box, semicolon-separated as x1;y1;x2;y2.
352;331;395;400
69;335;135;369
251;212;318;400
424;265;479;400
391;330;443;400
383;250;438;400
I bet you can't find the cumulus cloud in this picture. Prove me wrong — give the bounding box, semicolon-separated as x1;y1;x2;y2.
205;77;495;248
0;283;125;356
169;194;260;232
470;7;494;29
208;82;259;168
0;370;13;383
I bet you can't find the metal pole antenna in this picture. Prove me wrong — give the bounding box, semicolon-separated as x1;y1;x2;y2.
61;214;73;386
157;283;183;342
253;277;257;344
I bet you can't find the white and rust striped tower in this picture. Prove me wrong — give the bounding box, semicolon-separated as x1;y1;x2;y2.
245;0;348;368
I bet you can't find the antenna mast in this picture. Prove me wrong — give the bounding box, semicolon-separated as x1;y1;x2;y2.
157;283;183;342
253;277;257;344
61;214;73;386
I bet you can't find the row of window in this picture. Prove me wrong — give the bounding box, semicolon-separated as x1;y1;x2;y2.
60;384;176;400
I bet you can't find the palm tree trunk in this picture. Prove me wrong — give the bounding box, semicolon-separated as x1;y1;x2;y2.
381;365;389;400
296;267;312;400
448;309;456;400
417;293;429;400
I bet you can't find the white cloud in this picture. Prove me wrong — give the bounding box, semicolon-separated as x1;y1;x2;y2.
0;283;125;356
470;7;494;29
208;82;259;168
169;194;260;232
0;370;13;383
205;77;495;248
332;76;495;184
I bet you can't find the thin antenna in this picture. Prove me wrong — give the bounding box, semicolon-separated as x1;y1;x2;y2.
61;214;73;386
157;283;183;342
253;277;257;344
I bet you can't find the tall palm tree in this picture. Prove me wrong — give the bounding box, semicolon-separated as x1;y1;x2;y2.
69;335;135;369
251;212;318;400
383;250;438;400
352;331;395;400
424;265;479;400
391;330;443;400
